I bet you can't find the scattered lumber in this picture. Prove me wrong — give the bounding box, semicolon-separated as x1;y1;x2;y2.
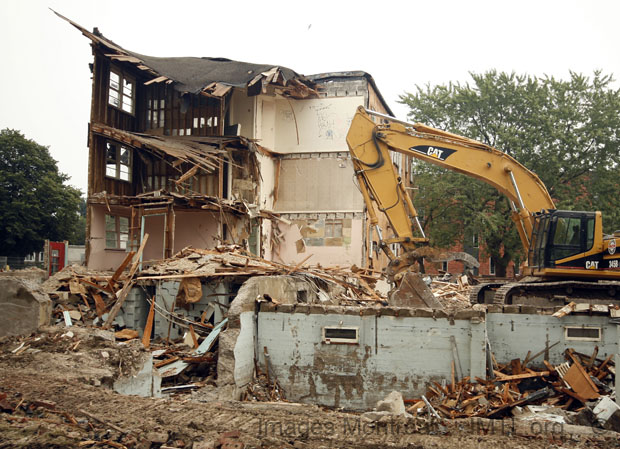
419;346;615;419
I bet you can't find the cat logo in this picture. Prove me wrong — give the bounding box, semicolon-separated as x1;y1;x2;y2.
409;145;457;161
609;239;616;255
585;261;599;270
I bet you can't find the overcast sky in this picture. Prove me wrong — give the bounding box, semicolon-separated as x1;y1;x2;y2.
1;0;619;194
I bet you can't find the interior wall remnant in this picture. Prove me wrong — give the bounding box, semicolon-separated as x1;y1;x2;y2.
274;154;364;213
229;89;255;140
273;214;364;267
89;204;133;270
274;96;364;154
172;211;220;252
257;153;277;211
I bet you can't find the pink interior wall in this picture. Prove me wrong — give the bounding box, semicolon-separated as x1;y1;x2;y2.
142;215;166;263
173;211;220;252
88;205;131;271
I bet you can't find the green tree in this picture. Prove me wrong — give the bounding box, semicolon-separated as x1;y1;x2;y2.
68;196;87;246
0;129;82;257
400;71;620;276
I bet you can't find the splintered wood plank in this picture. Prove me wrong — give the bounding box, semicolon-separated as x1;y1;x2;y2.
93;293;106;317
189;325;198;349
106;251;136;292
142;297;156;349
492;370;550;381
563;363;599;400
103;235;149;330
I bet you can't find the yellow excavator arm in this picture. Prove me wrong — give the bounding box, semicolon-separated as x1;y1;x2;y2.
346;107;555;256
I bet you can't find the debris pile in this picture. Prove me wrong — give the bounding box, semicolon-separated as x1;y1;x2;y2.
412;346;616;425
429;275;473;312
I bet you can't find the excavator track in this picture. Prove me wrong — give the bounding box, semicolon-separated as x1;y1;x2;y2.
492;280;620;305
468;282;508;304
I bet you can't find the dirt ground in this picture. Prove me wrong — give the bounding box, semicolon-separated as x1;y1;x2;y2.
1;326;619;449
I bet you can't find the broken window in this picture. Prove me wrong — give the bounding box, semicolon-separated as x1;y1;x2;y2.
105;215;129;250
106;141;132;182
108;70;135;114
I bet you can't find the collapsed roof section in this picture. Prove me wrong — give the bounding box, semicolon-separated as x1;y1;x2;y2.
90;122;264;175
53;9;318;99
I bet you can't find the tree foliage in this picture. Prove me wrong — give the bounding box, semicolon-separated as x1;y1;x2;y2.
399;71;620;275
0;129;83;257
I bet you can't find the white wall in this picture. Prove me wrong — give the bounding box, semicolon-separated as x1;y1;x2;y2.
274;96;364;154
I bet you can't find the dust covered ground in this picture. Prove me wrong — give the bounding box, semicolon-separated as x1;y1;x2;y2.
1;326;619;449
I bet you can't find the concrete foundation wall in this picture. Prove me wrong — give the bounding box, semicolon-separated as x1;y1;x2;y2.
487;312;618;365
254;307;485;409
236;303;619;411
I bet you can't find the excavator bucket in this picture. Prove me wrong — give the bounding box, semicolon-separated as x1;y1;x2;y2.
389;271;444;309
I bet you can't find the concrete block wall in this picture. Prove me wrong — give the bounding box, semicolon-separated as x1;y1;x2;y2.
487;311;618;366
124;279;237;340
154;280;181;339
232;303;619;411
316;79;367;99
250;305;486;410
120;286;149;335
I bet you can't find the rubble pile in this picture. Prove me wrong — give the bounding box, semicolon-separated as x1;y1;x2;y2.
414;346;617;428
428;275;473;313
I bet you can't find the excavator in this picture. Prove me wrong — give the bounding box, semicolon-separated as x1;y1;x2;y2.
346;106;620;305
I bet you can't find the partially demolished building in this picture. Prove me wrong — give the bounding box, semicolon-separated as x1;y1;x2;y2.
56;12;394;273
11;12;614;428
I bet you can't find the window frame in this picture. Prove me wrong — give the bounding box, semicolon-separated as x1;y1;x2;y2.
108;69;136;115
564;326;601;342
322;326;359;345
105;141;132;182
105;214;130;251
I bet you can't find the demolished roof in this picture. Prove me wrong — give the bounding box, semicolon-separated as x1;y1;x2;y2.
53;9;317;99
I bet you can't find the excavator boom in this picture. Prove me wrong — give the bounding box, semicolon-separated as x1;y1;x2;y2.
346;107;620;304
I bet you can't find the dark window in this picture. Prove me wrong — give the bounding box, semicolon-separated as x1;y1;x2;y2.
105;215;129;250
565;326;601;341
551;216;583;261
323;327;359;344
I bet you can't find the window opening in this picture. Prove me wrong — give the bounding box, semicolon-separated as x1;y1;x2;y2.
108;70;135;114
105;215;129;250
106;141;131;182
322;327;359;344
565;326;601;341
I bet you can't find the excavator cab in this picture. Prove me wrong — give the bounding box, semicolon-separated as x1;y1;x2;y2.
528;210;597;270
